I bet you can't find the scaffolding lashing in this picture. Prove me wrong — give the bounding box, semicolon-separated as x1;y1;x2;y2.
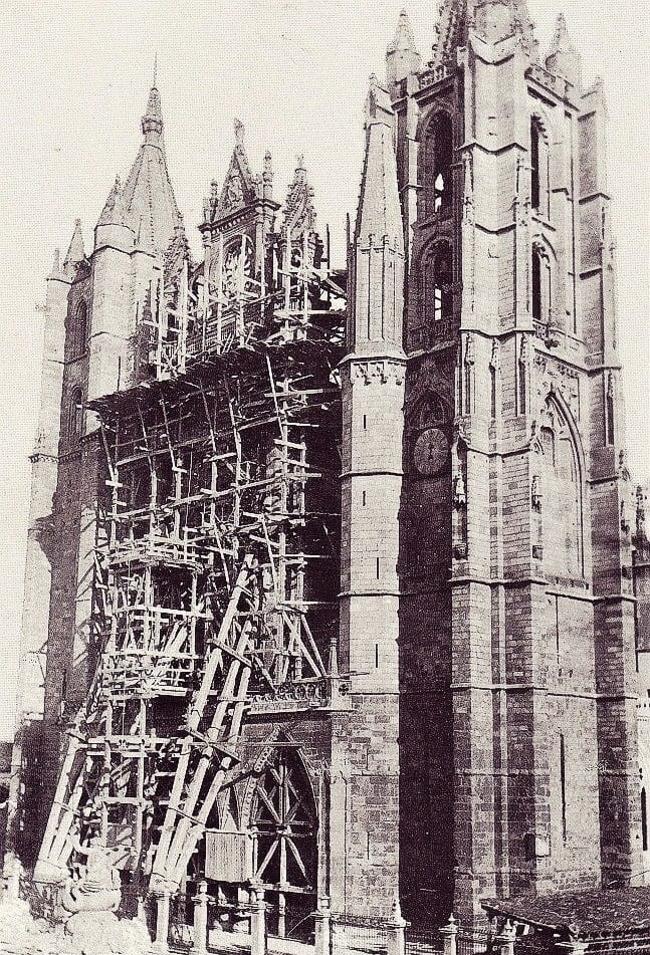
35;215;345;896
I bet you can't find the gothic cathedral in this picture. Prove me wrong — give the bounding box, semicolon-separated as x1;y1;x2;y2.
11;0;641;937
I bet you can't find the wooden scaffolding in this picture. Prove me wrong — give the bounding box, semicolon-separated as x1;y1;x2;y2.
34;219;346;906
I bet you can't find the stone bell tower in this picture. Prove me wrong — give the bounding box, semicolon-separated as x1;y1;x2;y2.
383;0;641;923
334;76;406;918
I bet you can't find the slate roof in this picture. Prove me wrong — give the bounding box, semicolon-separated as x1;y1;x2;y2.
483;886;650;939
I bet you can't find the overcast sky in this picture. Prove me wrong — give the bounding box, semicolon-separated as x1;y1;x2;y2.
0;0;647;740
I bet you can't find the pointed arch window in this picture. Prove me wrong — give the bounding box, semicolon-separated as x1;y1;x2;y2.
532;243;552;328
73;300;88;357
67;387;84;437
539;398;585;577
605;373;615;446
642;787;648;852
423;243;453;323
531;117;550;217
423;113;453;217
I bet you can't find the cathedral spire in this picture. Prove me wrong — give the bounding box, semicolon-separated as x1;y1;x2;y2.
350;76;404;355
386;9;421;86
431;0;536;67
141;73;164;146
355;76;403;251
63;218;85;272
116;74;181;254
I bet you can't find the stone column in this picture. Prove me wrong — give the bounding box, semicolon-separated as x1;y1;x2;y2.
494;920;517;955
250;885;266;955
314;895;332;955
154;890;171;953
440;915;458;955
386;897;407;955
192;880;209;955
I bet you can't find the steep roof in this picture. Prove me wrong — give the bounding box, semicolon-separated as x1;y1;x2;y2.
354;77;403;250
119;82;181;252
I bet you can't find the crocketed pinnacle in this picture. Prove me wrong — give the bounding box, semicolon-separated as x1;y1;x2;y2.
547;12;575;56
387;8;418;55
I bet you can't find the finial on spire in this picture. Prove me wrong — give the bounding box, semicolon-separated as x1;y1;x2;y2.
386;7;421;85
234;118;245;147
387;8;417;54
142;75;163;143
153;52;158;89
545;11;581;88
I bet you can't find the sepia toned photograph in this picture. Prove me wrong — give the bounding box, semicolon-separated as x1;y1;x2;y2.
0;1;648;953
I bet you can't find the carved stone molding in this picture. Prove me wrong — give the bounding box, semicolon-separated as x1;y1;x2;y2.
350;357;406;386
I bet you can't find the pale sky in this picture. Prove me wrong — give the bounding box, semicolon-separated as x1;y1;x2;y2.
0;0;647;740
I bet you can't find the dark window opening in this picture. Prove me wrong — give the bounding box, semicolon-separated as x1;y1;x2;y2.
560;734;567;843
490;366;497;419
73;300;88;357
375;644;379;668
425;245;453;322
68;387;84;437
376;556;381;579
424;114;453;217
643;787;648;852
531;119;541;210
434;115;453;213
606;377;615;446
532;250;542;323
464;362;472;416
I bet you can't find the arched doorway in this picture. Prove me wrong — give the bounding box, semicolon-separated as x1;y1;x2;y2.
250;748;318;940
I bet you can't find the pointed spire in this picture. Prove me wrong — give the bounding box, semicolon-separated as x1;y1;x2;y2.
63;218;85;271
98;176;125;226
545;12;581;88
48;247;65;281
141;72;163;145
119;75;181;253
215;120;255;216
350;75;405;355
386;9;421;86
355;76;403;249
282;155;316;236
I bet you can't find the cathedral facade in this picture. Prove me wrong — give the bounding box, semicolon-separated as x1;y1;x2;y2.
10;0;642;938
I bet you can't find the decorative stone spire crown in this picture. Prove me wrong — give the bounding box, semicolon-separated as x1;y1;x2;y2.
386;8;421;85
545;11;581;88
431;0;537;67
282;155;316;237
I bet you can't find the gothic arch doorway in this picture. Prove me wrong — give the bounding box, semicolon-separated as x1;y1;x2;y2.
249;748;318;939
